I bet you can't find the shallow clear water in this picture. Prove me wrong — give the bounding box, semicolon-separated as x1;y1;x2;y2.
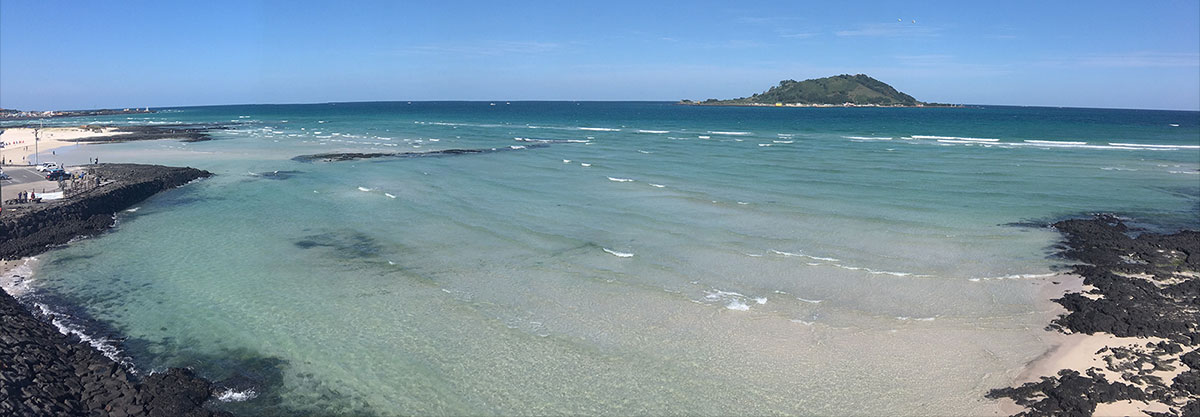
19;102;1200;415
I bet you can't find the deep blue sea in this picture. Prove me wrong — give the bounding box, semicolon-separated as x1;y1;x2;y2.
8;102;1200;415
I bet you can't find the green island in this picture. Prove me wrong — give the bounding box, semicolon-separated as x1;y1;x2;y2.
680;74;959;107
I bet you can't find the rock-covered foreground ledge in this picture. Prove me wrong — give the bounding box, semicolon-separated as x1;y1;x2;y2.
1;293;229;417
988;214;1199;417
1;163;230;416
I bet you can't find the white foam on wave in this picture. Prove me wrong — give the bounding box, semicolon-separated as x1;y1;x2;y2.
697;136;711;139
769;250;840;262
217;388;258;402
844;136;893;141
709;131;752;136
1109;142;1200;149
35;302;132;369
895;316;937;322
510;145;526;150
726;300;750;311
790;319;815;325
1169;170;1199;175
637;150;652;154
637;130;669;134
772;140;794;144
125;207;140;213
830;263;923;277
580;163;592;167
967;272;1057;282
1024;140;1087;145
912;135;1000;142
607;177;634;182
701;288;765;312
384;193;397;199
758;143;772;147
579;127;620;132
797;297;823;304
602;248;634;258
937;139;989;144
357;187;371;192
563;159;571;163
648;183;665;188
705;289;746;299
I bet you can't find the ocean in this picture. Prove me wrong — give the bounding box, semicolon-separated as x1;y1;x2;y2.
10;102;1200;415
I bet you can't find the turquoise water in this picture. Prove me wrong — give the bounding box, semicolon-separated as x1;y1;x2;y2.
17;102;1200;415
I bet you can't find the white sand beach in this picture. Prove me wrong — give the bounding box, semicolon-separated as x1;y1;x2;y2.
0;127;127;166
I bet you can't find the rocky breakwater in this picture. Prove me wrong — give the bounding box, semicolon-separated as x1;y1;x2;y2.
1;292;227;417
1;163;229;416
1;164;211;259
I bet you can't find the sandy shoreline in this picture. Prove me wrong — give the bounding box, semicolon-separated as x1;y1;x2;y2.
0;126;130;166
0;258;37;298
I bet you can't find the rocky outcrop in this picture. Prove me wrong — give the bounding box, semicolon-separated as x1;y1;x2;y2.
988;214;1199;416
0;164;212;260
291;145;546;162
0;290;230;416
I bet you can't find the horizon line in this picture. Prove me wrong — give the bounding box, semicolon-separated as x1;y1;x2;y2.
3;100;1198;113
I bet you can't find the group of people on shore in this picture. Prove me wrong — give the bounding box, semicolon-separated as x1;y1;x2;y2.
9;190;39;204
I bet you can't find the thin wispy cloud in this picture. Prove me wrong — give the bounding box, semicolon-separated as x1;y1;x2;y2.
735;16;798;25
1036;52;1200;68
699;40;766;49
835;23;940;38
778;32;817;39
395;41;562;56
893;54;956;66
1077;52;1199;68
888;55;1014;77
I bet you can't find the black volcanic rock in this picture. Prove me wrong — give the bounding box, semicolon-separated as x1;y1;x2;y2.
291;145;545;162
1;285;231;416
0;163;230;416
0;164;212;260
988;214;1200;416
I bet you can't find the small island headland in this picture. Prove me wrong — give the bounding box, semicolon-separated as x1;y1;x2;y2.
680;74;961;108
1;163;231;416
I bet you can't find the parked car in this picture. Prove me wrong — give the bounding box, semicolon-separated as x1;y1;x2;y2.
45;169;71;181
36;162;61;172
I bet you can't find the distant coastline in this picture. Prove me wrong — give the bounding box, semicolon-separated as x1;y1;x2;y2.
0;107;155;121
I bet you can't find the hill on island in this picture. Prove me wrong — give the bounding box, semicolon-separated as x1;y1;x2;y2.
685;74;927;107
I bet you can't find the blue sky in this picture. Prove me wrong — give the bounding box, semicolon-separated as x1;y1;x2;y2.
2;0;1198;110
